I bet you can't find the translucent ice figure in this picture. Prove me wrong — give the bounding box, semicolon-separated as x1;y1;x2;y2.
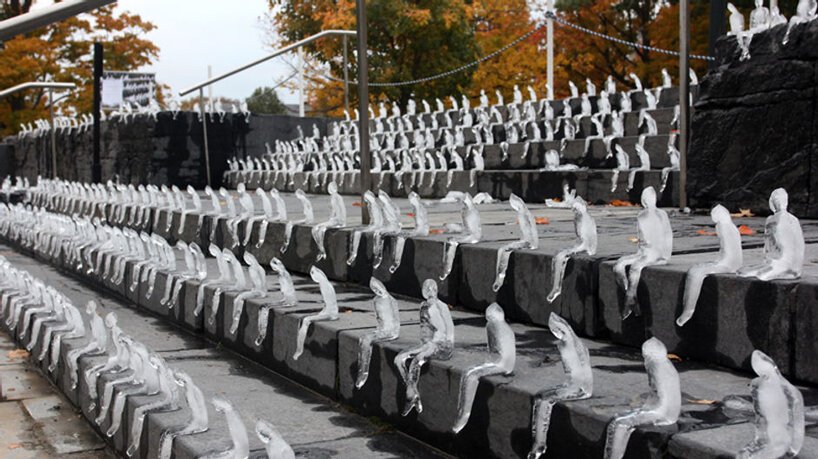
545;183;578;208
282;189;315;253
94;336;139;426
394;279;454;416
613;187;673;319
528;313;593;459
355;277;400;389
737;350;805;458
452;303;515;433
547;199;598;302
750;0;770;31
603;338;680;459
389;191;430;273
441;193;482;281
739;188;805;280
157;370;209;459
372;192;402;269
347;190;384;266
677;205;743;326
67;301;106;390
256;420;295;459
312;182;347;261
293;266;339;360
493;194;538;292
627;140;651;192
783;0;817;45
45;303;86;373
205;397;249;459
194;244;233;318
126;356;181;457
611;145;630;193
255;258;298;346
229;252;268;336
660;135;680;194
104;342;157;436
84;312;125;410
209;249;246;326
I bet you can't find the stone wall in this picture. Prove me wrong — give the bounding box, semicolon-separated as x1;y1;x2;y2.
689;21;818;217
2;112;330;188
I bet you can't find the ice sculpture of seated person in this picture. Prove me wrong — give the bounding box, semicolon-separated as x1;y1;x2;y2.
739;188;804;281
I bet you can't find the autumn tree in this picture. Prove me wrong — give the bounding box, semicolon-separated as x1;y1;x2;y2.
0;1;159;136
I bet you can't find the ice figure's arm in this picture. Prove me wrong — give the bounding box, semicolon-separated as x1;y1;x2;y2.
211;397;249;458
784;381;805;455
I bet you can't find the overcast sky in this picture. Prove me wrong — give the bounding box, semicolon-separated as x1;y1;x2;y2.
114;0;299;103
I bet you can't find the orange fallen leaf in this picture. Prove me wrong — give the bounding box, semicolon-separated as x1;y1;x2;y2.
738;225;755;236
8;444;21;450
687;399;717;405
731;208;754;218
696;229;717;236
535;217;550;225
429;228;445;235
667;353;682;362
628;236;639;243
7;349;29;359
406;212;416;217
352;201;363;207
549;198;562;203
609;199;635;207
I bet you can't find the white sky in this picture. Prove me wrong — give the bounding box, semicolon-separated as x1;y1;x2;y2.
113;0;298;103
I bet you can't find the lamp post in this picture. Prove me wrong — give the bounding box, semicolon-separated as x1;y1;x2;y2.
356;0;371;224
679;0;690;209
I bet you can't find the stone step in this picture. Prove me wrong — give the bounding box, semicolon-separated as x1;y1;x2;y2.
2;236;816;459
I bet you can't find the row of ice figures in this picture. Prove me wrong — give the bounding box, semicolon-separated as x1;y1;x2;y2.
0;259;296;459
23;177;806;326
728;0;818;59
266;67;694;158
0;195;810;459
1;176;29;198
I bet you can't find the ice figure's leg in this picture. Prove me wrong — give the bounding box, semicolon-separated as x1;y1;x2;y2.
603;411;663;459
493;242;529;292
179;211;188;235
67;344;95;389
660;167;671;193
129;263;143;292
755;262;800;282
94;250;105;275
627;170;637;192
393;346;421;387
229;293;250;335
209;217;219;244
470;170;477;188
255;306;271;346
452;363;505;433
447;170;455;188
293;313;334;360
613;254;639;298
102;253;114;280
611;170;620;192
440;241;459;281
678;263;725;327
281;222;293;253
193;282;208;317
96;377;132;425
36;325;58;361
372;232;386;269
312;225;328;261
257;220;269;249
355;332;376;389
146;268;159;299
403;342;438;416
624;257;656;317
170;279;186;310
242;219;255;247
48;333;66;373
208;288;223;326
166;211;174;232
528;387;588;459
347;231;363;265
547;248;582;303
107;386;146;437
389;236;407;274
126;398;171;457
160;275;175;306
158;422;208;459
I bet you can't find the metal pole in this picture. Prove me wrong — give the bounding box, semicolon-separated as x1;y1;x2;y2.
298;48;305;117
0;0;116;42
679;0;690;209
199;88;212;187
49;88;57;179
92;42;102;183
207;65;213;103
343;34;350;115
547;14;554;99
356;0;370;224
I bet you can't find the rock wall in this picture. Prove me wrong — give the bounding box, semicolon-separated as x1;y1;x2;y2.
689;21;818;217
2;112;330;188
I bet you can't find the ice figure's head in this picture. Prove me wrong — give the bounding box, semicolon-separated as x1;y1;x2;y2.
769;188;788;213
486;303;505;322
364;190;377;206
104;311;118;328
85;300;98;315
751;350;778;377
328;181;338;194
309;266;325;283
296;189;306;199
548;312;570;341
175;240;188;250
421;279;438;300
728;2;739;14
243;252;257;266
211;396;231;413
509;193;524;212
370;277;387;297
754;0;762;7
710;204;731;224
149;354;163;370
269;258;285;274
641;187;657;209
271;189;280;198
572;197;588;216
641;337;667;360
208;243;221;257
409;191;421;206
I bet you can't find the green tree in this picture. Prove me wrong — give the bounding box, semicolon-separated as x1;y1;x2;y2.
245;87;287;115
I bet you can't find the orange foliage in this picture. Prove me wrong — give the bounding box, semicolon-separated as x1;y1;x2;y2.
738;225;756;236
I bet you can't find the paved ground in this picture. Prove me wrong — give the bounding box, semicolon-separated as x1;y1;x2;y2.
0;333;113;459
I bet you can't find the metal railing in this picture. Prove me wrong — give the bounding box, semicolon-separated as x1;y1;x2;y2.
179;29;356;187
0;0;116;42
0;82;77;180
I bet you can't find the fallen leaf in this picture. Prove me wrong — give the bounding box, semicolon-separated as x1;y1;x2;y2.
406;212;415;217
7;349;29;360
548;198;561;203
738;225;755;236
731;208;754;218
535;217;550;225
429;228;445;235
609;199;635;207
696;229;717;236
627;236;639;243
8;444;21;450
352;201;363;207
687;398;717;405
667;353;682;362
